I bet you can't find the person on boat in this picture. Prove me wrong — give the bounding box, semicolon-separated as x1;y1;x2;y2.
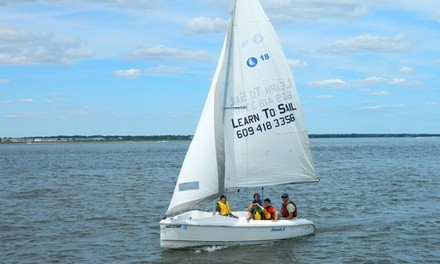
246;193;264;221
262;198;278;221
251;193;263;206
246;201;264;220
280;193;298;220
217;195;238;218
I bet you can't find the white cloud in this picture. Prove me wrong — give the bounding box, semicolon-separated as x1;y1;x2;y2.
399;67;414;74
5;111;45;119
114;66;187;78
45;94;63;103
113;69;142;78
145;65;186;74
0;25;94;65
130;45;210;62
264;1;440;24
306;75;415;93
320;34;410;54
363;89;391;96
0;79;10;84
360;103;406;110
100;0;163;9
360;76;415;87
0;0;163;9
364;76;386;83
19;98;35;103
264;0;372;21
308;76;414;91
113;66;186;79
389;78;407;84
287;59;309;68
309;78;346;87
184;17;228;33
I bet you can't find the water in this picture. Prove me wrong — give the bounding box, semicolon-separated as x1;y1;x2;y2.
1;138;439;263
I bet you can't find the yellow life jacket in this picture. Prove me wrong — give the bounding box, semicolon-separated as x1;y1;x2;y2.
263;206;275;220
217;201;232;216
254;210;262;220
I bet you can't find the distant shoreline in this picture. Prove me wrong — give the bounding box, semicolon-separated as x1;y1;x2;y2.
1;133;439;144
308;133;440;138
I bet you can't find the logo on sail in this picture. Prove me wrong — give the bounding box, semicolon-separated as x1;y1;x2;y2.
247;57;258;67
253;34;263;44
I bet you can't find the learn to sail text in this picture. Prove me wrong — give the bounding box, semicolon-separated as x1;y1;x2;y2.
231;103;297;139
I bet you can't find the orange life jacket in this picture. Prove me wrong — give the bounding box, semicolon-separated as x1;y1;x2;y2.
263;206;277;220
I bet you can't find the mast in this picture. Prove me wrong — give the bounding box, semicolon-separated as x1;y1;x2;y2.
218;0;237;196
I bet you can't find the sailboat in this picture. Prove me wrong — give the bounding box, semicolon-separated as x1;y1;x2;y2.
160;0;319;249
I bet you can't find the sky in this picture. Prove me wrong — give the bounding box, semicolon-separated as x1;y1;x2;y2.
1;0;439;137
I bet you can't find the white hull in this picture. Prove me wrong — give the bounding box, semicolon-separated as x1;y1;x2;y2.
160;210;316;249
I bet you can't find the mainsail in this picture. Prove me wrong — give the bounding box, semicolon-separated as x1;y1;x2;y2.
165;0;318;216
224;0;317;188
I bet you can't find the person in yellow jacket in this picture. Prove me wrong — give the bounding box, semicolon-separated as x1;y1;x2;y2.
247;202;264;220
217;195;238;218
